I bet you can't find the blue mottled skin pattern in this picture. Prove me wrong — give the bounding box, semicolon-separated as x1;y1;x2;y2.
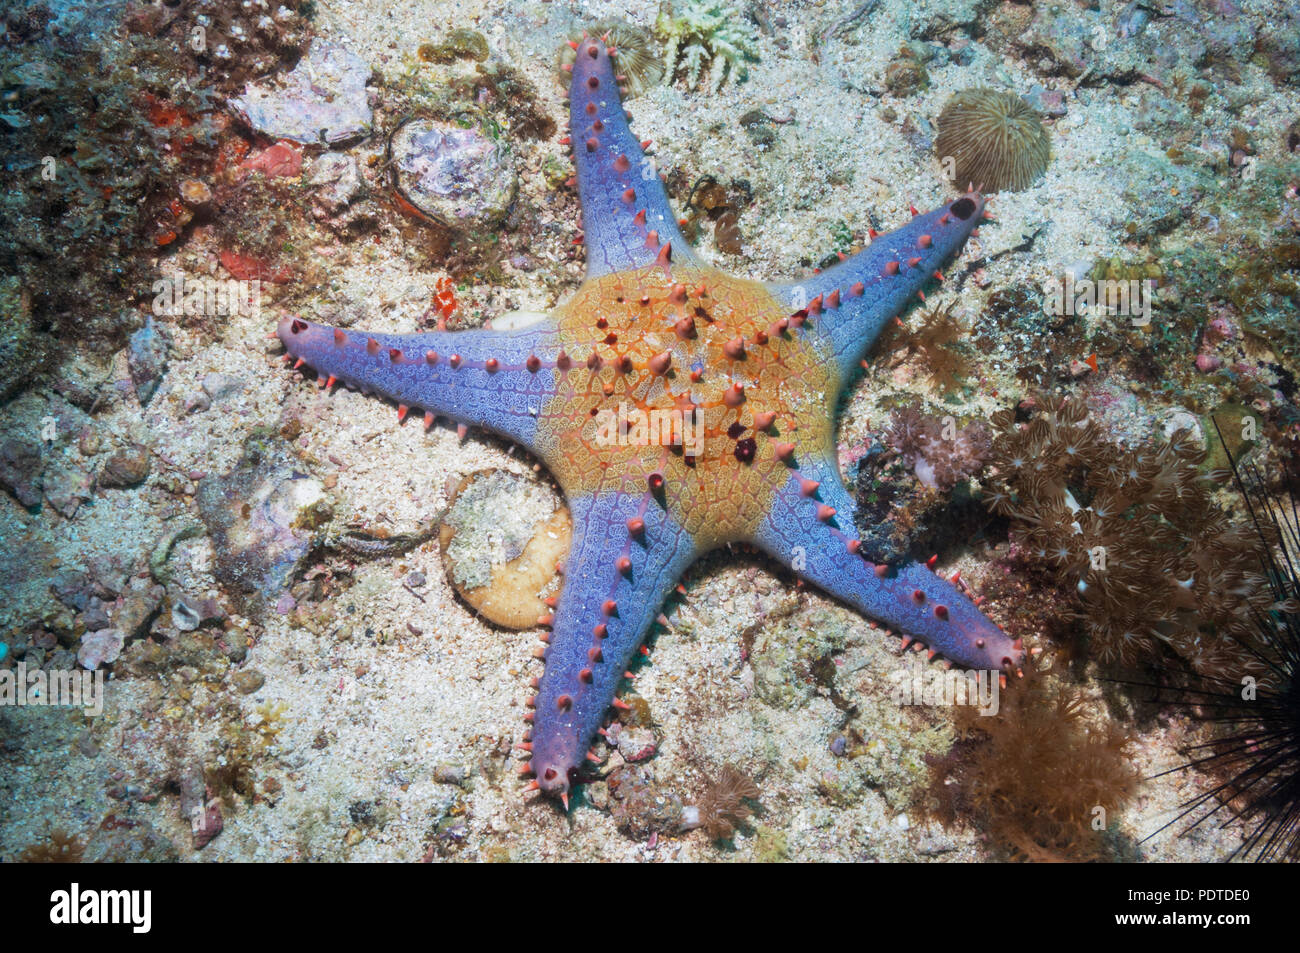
532;494;695;771
768;204;984;379
277;30;1023;809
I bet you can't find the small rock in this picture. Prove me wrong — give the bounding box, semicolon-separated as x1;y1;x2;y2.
586;780;610;811
432;764;468;786
739;109;777;146
201;373;243;402
78;628;125;670
49;569;92;611
179;764;224;849
81;597;111;631
390;118;518;231
183;390;211;414
615;725;657;763
78;426;102;456
1162;408;1205;445
99;443;151;488
1067;357;1094;378
1024;83;1067;118
83;817;179;863
43;462;93;518
348;799;387;829
231;40;373;145
179;178;213;206
51;353;117;413
112;579;164;640
171;599;202;632
191;798;223;849
221;632;248;664
239;140;303;179
196;597;227;626
197;434;333;613
308;153;363;213
231;669;266;694
0;436;42;507
607;764;683;838
127;316;170;406
86;555;128;598
914;831;957;855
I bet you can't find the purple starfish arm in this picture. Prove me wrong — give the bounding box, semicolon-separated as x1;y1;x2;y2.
766;191;986;378
566;34;701;277
528;488;696;801
752;454;1021;673
275;315;562;446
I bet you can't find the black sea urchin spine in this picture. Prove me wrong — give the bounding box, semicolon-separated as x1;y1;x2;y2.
1143;421;1300;861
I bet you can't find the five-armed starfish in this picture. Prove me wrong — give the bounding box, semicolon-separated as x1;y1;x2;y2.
279;33;1023;806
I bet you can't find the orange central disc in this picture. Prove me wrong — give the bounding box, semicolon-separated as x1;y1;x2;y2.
536;265;839;548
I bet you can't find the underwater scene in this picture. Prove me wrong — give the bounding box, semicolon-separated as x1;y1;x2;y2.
0;0;1298;866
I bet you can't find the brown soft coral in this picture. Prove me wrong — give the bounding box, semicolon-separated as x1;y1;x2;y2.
983;393;1274;677
925;666;1138;862
695;764;760;841
887;406;992;491
877;300;975;395
18;829;85;863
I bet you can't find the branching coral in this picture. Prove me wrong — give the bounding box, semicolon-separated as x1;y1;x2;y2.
656;1;758;92
983;393;1274;676
925;666;1139;862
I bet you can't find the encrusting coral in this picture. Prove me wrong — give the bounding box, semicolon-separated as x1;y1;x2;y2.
934;88;1051;193
982;393;1274;677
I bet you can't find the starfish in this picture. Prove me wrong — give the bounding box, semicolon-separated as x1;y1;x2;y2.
278;33;1024;806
